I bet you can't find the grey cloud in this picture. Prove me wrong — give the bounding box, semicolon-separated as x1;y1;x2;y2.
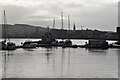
60;2;118;31
1;4;36;24
0;1;118;31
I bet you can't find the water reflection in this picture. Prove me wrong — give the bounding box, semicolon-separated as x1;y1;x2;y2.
52;48;55;75
87;48;107;55
118;49;120;78
2;51;13;78
23;49;35;51
0;39;118;78
38;47;73;77
67;48;71;75
61;48;65;76
2;52;7;78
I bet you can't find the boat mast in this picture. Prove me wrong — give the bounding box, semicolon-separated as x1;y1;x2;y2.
68;15;70;31
53;18;55;29
3;10;10;42
61;12;63;30
68;15;70;40
73;23;76;30
3;10;7;42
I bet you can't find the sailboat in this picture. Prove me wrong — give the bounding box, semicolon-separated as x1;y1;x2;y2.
55;13;72;47
62;15;72;46
57;12;65;46
0;10;16;50
62;15;78;48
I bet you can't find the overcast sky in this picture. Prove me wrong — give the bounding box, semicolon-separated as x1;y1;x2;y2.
0;0;119;31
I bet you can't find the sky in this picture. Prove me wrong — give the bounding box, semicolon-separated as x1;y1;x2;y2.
0;0;119;31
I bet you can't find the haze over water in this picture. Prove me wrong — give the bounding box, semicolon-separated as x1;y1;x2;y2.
0;39;119;78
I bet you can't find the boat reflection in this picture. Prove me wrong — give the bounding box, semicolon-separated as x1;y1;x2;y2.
2;51;12;78
87;48;107;55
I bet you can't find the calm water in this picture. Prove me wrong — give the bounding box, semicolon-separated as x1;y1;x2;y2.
0;39;119;78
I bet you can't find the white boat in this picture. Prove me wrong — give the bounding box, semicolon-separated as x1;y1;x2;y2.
0;10;16;50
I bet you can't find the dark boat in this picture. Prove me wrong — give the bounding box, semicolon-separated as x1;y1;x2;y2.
0;41;7;50
41;33;56;44
36;32;58;47
21;40;37;48
85;39;109;49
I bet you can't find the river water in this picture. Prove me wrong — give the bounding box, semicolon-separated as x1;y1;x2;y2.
0;39;119;78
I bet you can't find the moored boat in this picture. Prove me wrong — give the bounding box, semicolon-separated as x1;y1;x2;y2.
21;40;37;48
0;41;7;50
0;40;16;50
85;39;109;49
0;10;16;50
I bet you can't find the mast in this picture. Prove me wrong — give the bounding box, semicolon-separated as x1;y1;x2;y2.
61;12;63;29
3;10;10;42
68;15;70;40
53;18;55;29
73;23;76;30
3;10;7;42
68;15;70;30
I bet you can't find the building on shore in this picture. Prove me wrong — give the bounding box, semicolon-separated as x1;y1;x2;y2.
117;27;120;43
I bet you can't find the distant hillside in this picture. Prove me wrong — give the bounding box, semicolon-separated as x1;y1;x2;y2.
1;24;49;38
0;24;118;40
51;29;118;40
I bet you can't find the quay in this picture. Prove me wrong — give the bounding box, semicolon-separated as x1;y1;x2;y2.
15;43;120;49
